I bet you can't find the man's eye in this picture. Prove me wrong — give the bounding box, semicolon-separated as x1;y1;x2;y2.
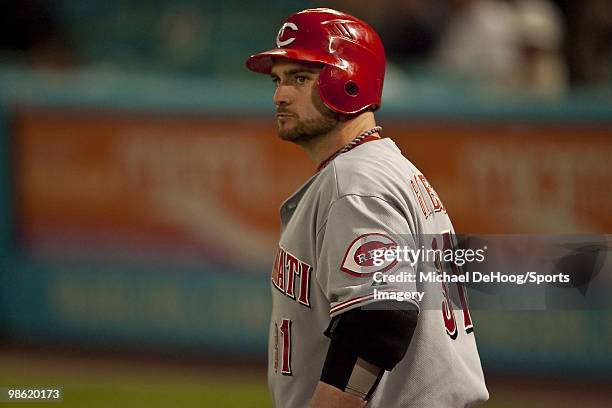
295;75;307;84
272;77;280;86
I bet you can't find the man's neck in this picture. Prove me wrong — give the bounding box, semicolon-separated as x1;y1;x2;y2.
301;112;378;166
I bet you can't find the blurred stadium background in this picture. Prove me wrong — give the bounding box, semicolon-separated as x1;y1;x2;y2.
1;0;611;406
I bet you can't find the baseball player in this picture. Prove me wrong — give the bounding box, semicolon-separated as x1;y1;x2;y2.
246;8;489;407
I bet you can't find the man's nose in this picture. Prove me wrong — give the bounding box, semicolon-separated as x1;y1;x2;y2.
273;84;291;106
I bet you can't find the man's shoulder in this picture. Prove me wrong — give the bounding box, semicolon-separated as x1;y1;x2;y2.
331;138;413;197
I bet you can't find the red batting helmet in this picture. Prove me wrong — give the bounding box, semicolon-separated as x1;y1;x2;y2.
245;8;385;116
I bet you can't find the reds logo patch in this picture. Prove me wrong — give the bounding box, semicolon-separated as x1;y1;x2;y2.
340;233;398;277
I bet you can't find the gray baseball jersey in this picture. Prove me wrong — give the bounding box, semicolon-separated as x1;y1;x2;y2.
269;137;489;407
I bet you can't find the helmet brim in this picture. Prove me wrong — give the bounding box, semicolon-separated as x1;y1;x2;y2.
246;48;337;74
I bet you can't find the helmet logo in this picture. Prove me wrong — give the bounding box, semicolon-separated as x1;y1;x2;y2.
276;22;298;48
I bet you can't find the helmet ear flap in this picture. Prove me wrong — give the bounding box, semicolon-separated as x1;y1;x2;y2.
318;64;356;115
317;57;381;115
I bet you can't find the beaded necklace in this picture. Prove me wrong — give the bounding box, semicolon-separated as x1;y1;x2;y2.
316;126;382;172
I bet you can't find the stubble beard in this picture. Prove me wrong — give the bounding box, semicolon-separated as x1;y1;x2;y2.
277;90;341;144
278;114;339;144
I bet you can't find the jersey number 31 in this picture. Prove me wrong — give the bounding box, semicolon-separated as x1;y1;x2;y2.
432;232;474;340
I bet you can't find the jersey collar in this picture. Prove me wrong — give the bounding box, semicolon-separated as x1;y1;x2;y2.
316;135;381;172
